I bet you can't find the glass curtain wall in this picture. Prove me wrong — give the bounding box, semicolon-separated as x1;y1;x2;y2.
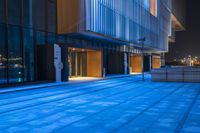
0;0;5;23
0;24;7;84
85;0;171;51
0;0;59;85
0;0;7;84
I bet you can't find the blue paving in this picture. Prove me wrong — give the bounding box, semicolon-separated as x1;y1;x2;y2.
0;75;200;133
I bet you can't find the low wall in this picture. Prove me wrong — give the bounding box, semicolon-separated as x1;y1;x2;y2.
151;67;200;82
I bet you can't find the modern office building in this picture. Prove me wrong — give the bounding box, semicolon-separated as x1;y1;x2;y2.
0;0;185;85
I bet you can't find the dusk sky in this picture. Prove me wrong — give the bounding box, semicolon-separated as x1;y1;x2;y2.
166;0;200;61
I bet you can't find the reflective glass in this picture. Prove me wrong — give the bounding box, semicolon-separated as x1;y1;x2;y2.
0;24;7;84
48;33;56;44
8;0;21;25
33;0;45;30
48;0;56;33
36;31;46;45
58;35;65;43
24;29;34;82
8;26;23;83
23;0;33;28
143;0;150;11
0;0;5;23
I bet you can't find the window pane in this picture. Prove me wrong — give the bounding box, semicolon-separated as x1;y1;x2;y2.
0;0;5;23
36;31;46;45
48;33;56;44
48;0;56;33
58;35;65;43
33;0;45;30
8;0;21;25
0;24;7;84
8;26;23;83
23;0;33;28
24;29;34;82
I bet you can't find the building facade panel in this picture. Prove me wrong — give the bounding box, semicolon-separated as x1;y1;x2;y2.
85;0;171;52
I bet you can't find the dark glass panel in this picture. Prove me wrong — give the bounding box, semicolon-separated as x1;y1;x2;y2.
8;26;23;83
48;33;56;44
0;0;5;23
48;0;56;33
23;0;33;28
58;35;65;43
33;0;45;30
24;29;34;82
0;24;7;84
7;0;21;25
36;31;46;45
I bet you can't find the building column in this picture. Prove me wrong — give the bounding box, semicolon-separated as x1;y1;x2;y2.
124;52;129;74
127;52;131;74
60;44;69;82
161;53;165;67
102;48;107;77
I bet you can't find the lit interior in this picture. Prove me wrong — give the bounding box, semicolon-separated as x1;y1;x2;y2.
150;0;157;17
68;47;102;80
130;54;142;74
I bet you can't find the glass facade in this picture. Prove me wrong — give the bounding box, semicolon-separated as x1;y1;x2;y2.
0;24;7;84
0;0;60;85
85;0;171;51
7;0;21;25
8;25;23;83
24;29;34;82
0;0;5;23
23;0;33;28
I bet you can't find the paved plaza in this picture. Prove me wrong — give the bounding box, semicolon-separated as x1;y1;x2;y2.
0;75;200;133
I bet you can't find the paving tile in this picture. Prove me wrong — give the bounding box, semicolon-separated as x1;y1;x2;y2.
0;76;199;133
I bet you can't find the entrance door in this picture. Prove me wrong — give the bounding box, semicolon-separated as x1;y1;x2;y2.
68;49;87;77
68;48;102;79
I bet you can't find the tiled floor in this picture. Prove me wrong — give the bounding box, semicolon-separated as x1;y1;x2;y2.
0;75;200;133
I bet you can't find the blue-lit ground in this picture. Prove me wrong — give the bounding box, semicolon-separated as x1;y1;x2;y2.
0;75;200;133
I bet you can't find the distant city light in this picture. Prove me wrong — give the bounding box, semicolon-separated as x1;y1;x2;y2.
171;55;200;66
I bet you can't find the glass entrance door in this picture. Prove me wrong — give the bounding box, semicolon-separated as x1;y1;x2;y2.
68;49;87;77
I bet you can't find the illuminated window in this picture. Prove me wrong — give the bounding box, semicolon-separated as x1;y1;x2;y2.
150;0;157;16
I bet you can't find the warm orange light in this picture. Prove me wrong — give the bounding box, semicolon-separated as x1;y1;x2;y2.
150;0;157;16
